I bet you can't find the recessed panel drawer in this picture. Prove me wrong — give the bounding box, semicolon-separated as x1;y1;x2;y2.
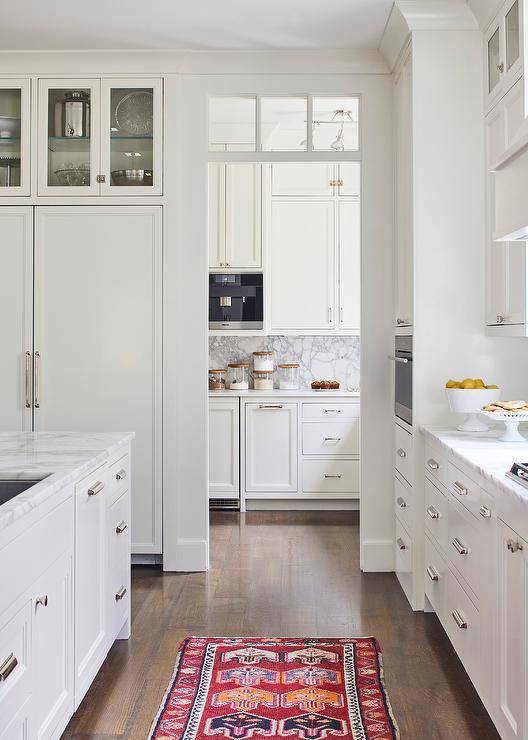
394;473;412;530
444;569;480;686
302;421;359;456
425;534;447;618
0;602;31;734
447;463;482;519
302;460;359;495
107;453;130;507
425;477;448;552
447;498;480;600
394;423;413;484
302;403;360;420
424;443;448;488
395;519;413;593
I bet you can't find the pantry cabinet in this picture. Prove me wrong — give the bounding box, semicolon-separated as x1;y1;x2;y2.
245;402;298;493
0;79;31;196
485;0;523;112
209;163;262;269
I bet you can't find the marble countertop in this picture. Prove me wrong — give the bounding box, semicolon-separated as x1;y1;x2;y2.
209;389;360;398
422;426;528;504
0;432;134;531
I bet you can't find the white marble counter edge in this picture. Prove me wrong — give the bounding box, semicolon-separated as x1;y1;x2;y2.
0;432;134;532
208;390;360;398
421;426;528;505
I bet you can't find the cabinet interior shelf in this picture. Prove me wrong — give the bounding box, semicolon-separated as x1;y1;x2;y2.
48;135;153;153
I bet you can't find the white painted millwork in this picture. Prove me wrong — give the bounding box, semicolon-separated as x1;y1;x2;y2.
0;79;30;196
208;398;239;498
245;402;298;493
484;0;523;112
271;162;335;196
338;200;361;331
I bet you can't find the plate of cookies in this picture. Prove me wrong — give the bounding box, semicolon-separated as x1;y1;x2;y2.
311;380;341;391
481;400;528;442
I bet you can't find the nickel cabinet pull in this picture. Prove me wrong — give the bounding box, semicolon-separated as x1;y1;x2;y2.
115;586;127;601
427;459;439;470
452;609;468;629
396;537;407;550
479;505;491;518
427;506;439;519
258;404;283;410
388;355;409;364
116;520;127;534
0;653;17;682
328;306;333;324
452;537;469;555
34;351;41;408
96;174;106;183
396;448;406;458
426;565;439;582
36;595;48;607
324;474;342;479
88;480;104;496
324;437;341;442
453;481;468;496
25;351;32;408
115;468;127;481
507;539;524;553
397;496;407;508
323;409;341;414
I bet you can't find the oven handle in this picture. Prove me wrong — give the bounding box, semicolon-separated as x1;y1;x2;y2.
388;355;409;364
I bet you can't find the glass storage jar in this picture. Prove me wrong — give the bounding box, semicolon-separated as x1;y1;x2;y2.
208;369;226;391
227;363;249;390
253;351;274;372
278;363;300;390
253;370;274;391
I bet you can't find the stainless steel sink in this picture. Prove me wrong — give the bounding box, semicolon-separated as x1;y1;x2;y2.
0;476;50;506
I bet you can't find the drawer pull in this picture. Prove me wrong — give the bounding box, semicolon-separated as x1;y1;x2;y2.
427;459;439;471
259;404;283;409
324;437;341;442
36;595;48;607
324;474;342;479
479;505;491;518
427;505;439;520
507;539;524;553
116;520;128;534
396;537;407;550
426;565;439;582
453;481;468;496
323;409;341;414
115;586;127;601
88;480;104;496
0;653;18;681
452;609;468;629
452;537;469;555
115;468;127;481
396;448;406;458
396;496;407;508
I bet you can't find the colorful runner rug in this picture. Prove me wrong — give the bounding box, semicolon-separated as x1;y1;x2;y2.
149;637;399;740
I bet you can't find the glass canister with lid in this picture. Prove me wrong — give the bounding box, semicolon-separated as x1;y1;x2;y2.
253;351;274;372
227;362;250;390
278;363;300;390
208;369;226;391
253;370;274;391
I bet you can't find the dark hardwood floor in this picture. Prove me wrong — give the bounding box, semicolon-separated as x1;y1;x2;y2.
63;511;499;739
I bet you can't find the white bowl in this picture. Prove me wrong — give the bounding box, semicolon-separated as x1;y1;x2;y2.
446;387;501;432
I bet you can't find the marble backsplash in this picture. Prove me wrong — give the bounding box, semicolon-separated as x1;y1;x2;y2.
209;336;360;390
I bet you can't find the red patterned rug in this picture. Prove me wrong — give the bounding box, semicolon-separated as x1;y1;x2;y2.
149;637;399;740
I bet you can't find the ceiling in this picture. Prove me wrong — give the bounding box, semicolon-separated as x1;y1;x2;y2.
0;0;395;51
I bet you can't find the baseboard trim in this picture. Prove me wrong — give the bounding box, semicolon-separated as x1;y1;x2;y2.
163;537;209;572
361;538;394;572
245;500;360;511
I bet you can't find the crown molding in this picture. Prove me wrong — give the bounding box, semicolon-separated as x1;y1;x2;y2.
379;0;479;71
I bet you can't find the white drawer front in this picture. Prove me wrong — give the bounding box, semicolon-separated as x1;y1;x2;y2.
107;453;130;507
302;460;359;495
0;603;31;734
302;421;359;456
395;519;413;578
394;424;413;484
448;463;482;519
425;478;448;552
425;534;447;618
302;402;360;420
424;443;447;487
107;491;130;637
444;569;480;686
447;498;480;599
394;474;412;530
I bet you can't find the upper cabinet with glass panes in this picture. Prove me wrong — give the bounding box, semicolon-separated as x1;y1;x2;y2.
485;0;522;111
209;96;359;154
38;77;162;196
0;80;31;195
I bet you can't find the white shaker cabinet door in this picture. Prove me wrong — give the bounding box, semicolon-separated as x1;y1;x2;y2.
225;163;262;269
209;399;239;496
270;199;335;331
0;207;32;432
338;163;361;197
271;162;334;196
209;163;226;268
34;206;162;555
245;403;298;493
338;200;360;332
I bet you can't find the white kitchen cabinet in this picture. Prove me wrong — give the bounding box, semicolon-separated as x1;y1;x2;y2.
394;48;413;330
485;0;523;112
32;551;73;740
496;521;528;740
0;207;33;432
245;403;298;493
271;162;334;196
209;163;262;269
270;199;335;331
34;206;162;555
38;78;162;196
338;163;361;197
0;79;31;196
338;200;361;331
209;398;239;498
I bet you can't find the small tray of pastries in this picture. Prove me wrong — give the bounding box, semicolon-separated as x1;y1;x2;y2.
311;380;340;391
482;400;528;416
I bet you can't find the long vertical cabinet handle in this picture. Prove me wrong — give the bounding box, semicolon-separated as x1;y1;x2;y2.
34;351;41;408
25;351;32;408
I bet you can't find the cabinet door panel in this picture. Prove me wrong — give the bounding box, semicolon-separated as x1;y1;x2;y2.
0;79;31;195
338;163;360;197
245;403;297;493
338;200;360;331
0;207;32;432
270;200;335;331
33;551;73;740
209;400;239;496
271;163;334;196
34;206;162;554
209;163;226;268
225;163;262;268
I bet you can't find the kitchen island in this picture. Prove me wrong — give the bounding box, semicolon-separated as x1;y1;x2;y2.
0;431;133;740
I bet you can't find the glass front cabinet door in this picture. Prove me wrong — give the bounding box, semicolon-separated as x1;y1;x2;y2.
38;77;162;196
0;80;30;195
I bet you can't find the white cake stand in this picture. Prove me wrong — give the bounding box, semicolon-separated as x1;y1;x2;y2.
480;410;528;442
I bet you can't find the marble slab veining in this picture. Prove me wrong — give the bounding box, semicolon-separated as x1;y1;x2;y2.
0;432;134;532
